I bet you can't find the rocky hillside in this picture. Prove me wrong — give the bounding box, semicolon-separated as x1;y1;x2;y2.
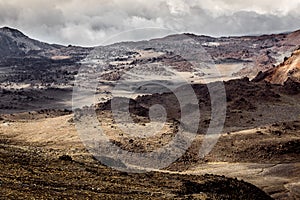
0;27;91;64
253;48;300;84
148;30;300;77
0;27;57;59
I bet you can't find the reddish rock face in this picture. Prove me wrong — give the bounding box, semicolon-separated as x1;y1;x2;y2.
256;48;300;85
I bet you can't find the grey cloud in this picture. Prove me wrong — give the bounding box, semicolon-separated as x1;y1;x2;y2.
0;0;300;46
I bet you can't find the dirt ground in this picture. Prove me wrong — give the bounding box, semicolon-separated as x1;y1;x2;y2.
0;109;298;199
0;112;275;200
0;79;299;199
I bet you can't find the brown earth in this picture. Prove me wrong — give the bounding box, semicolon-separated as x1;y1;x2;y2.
1;77;299;199
0;112;273;200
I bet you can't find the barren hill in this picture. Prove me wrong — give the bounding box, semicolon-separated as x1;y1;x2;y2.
0;27;57;58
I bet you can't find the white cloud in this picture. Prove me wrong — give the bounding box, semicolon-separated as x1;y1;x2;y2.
167;0;190;16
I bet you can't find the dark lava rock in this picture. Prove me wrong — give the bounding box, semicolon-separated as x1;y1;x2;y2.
59;155;73;161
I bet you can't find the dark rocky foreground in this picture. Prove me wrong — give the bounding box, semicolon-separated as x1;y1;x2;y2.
0;137;273;200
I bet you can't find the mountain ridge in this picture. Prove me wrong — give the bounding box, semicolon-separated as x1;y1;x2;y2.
2;26;300;48
0;26;58;59
1;26;300;79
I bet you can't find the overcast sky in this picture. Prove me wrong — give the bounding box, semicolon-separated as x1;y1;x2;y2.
1;0;300;46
